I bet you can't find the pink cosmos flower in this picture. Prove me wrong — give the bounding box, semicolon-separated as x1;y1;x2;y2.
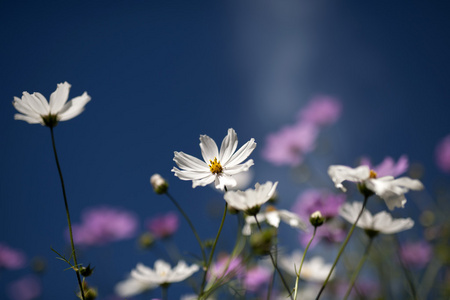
0;243;26;270
208;255;244;281
7;275;41;300
146;212;179;239
292;189;346;220
297;95;342;127
262;122;318;166
435;135;450;173
400;241;432;268
71;207;138;246
244;266;272;292
360;155;409;177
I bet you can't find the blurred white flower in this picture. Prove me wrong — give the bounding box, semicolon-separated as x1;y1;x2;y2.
339;202;414;234
328;165;423;210
242;207;307;235
114;276;156;298
224;181;278;214
131;260;199;285
279;251;333;282
13;82;91;127
172;128;256;190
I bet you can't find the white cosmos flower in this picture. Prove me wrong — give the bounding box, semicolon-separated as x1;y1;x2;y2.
131;260;199;285
172;128;256;190
242;207;307;235
339;202;414;234
223;181;278;214
279;251;334;282
328;165;424;210
13;82;91;127
114;276;157;298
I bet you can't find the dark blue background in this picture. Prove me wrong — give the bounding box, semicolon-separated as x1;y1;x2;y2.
1;0;449;299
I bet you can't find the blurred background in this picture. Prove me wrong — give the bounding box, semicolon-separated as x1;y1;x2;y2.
1;0;449;299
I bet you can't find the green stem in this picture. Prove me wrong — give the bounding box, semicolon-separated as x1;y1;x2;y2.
165;192;207;264
199;202;228;298
254;216;293;300
49;127;85;300
315;195;369;299
393;235;418;300
343;236;374;300
161;284;169;300
294;226;317;300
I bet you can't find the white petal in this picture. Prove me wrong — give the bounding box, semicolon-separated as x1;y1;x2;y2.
225;138;256;167
58;92;91;121
215;174;236;190
173;151;209;172
192;174;215;188
265;211;281;228
23;92;47;115
219;128;238;164
49;82;71;114
14;113;42;124
12;96;37;117
224;159;254;175
199;134;219;162
328;165;370;191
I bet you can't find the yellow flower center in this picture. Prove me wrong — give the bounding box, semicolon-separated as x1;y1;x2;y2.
209;157;223;174
369;169;378;179
265;205;277;212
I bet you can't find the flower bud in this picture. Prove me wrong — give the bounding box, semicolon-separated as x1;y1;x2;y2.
150;174;169;194
78;282;97;300
309;211;325;227
250;228;277;256
138;232;155;249
79;264;95;277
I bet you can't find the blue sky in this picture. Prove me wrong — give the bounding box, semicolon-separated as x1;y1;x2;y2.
1;0;450;299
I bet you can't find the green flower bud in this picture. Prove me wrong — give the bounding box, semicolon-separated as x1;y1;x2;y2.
79;264;95;277
250;228;277;256
309;211;325;227
150;174;169;194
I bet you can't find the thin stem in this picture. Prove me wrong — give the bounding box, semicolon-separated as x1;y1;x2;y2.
161;284;168;300
199;202;228;298
254;216;293;300
49;127;85;300
294;226;317;300
165;191;207;264
343;236;374;300
393;235;418;300
316;195;369;299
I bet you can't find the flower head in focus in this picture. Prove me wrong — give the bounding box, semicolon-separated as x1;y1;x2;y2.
70;207;138;246
435;134;450;173
13;82;91;127
279;251;334;282
224;181;278;215
150;174;169;194
242;206;307;235
360;155;409;177
172;128;256;190
0;243;26;270
339;202;414;235
146;212;179;239
131;260;199;285
328;164;424;210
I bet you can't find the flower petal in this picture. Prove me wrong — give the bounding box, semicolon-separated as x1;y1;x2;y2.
225;138;256;167
199;134;219;163
49;82;71;114
328;165;370;192
58;92;91;121
173;151;209;172
219;128;238;164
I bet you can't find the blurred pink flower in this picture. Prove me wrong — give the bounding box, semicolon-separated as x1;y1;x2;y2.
435;135;450;173
400;241;432;268
299;221;346;248
262;122;318;166
292;189;346;220
297;95;342;127
71;206;138;246
244;266;272;292
0;243;26;270
360;155;409;177
7;275;41;300
208;255;244;281
146;212;179;239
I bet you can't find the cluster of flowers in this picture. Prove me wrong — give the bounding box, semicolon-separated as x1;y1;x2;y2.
9;82;449;300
